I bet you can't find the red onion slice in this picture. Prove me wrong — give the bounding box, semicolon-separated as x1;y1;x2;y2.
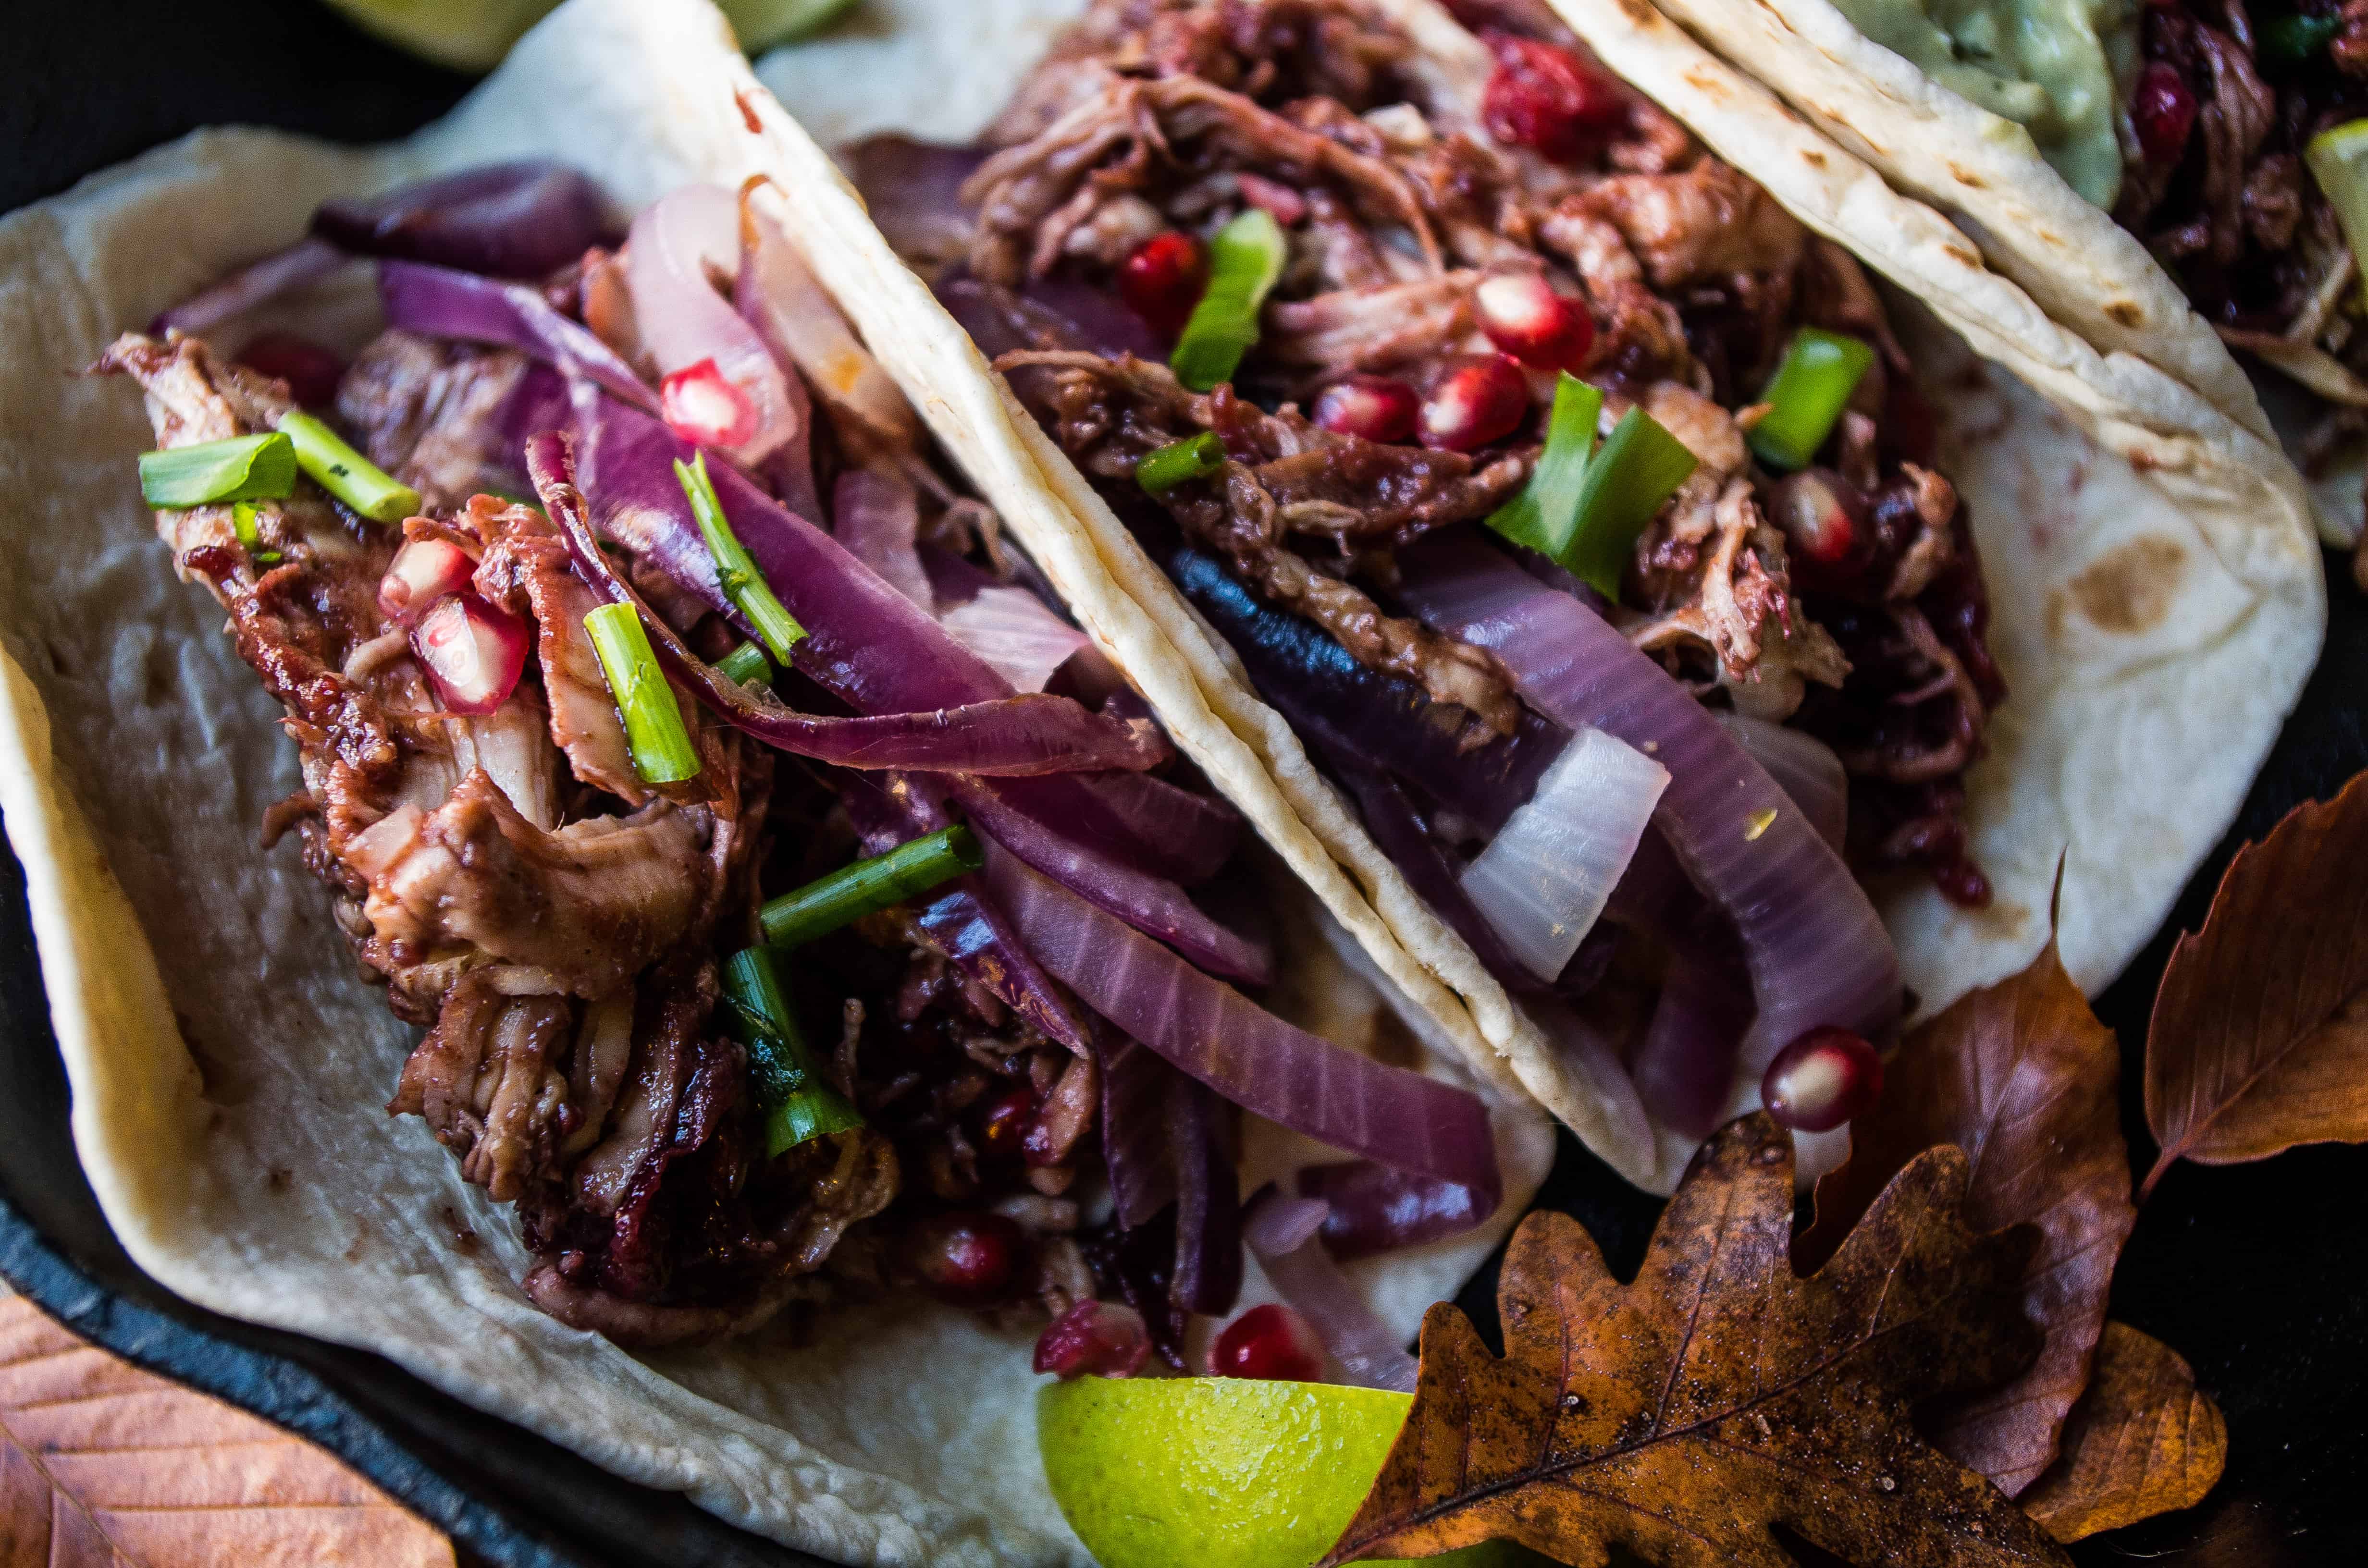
1098;1029;1182;1227
1459;726;1665;982
530;432;1171;776
1244;1190;1419;1393
736;191;918;445
940;587;1091;695
984;845;1501;1199
626;185;801;468
410;593;528;717
380;260;659;413
1295;1159;1497;1261
1400;536;1901;1078
1169;1080;1243;1316
984;772;1243;888
1718;713;1848;854
832;469;935;613
151;237;346;335
838;770;1089;1054
315;162;611;279
952;779;1273;983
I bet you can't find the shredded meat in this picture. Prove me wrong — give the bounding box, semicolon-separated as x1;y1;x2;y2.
338;331;530;509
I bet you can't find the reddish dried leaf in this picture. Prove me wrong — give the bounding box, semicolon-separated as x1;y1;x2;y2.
2021;1323;2226;1542
1800;941;2134;1495
1321;1115;2068;1568
2146;770;2368;1195
0;1293;454;1568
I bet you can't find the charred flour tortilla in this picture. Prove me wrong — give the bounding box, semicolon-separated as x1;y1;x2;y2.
1628;0;2368;545
751;0;2322;1190
0;0;1551;1563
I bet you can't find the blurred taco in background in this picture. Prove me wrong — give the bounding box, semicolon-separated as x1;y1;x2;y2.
738;0;2324;1189
1621;0;2368;544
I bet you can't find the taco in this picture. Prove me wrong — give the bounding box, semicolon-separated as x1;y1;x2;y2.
736;0;2323;1189
0;0;1555;1559
1605;0;2368;543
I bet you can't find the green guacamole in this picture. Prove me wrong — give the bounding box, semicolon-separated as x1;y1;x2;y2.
1830;0;2137;208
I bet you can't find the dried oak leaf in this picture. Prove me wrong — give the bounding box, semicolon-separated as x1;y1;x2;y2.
1800;940;2134;1496
1321;1114;2068;1568
2146;769;2368;1196
0;1293;454;1567
2020;1323;2226;1542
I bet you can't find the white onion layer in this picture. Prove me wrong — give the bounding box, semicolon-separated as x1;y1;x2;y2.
1460;725;1667;982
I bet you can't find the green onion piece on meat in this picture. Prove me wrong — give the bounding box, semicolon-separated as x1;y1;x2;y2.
136;432;297;508
2266;12;2342;60
230;501;283;566
1135;430;1228;494
274;411;419;523
761;825;985;950
1170;208;1287;392
719;946;864;1158
1562;406;1699;599
676;451;807;664
1485;373;1604;561
583;602;702;784
1746;328;1875;472
2308;120;2368;294
717;639;774;689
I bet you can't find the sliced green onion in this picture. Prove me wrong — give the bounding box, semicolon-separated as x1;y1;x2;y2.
230;501;283;566
583;602;702;784
761;824;985;949
1171;208;1287;392
1563;406;1699;599
719;946;864;1158
2266;12;2342;61
2308;119;2368;290
676;451;806;663
136;433;296;508
1484;373;1604;561
1746;328;1875;472
1135;430;1228;494
274;411;420;523
717;640;774;688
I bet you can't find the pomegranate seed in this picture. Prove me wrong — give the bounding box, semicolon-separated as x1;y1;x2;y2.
1761;1027;1884;1133
1209;1303;1327;1383
660;357;759;449
235;331;345;410
410;593;529;717
1473;272;1595;372
1033;1299;1153;1379
1312;375;1421;443
909;1211;1024;1307
1118;231;1209;340
1764;467;1875;594
1234;173;1309;226
2132;62;2197;167
379;538;478;625
976;1088;1036;1163
1480;30;1628;164
1419;355;1530;451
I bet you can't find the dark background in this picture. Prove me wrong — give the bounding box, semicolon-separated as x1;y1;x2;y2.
5;2;2366;1565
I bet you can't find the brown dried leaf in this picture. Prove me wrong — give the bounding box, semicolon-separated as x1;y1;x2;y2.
1321;1115;2068;1568
2020;1323;2227;1542
0;1293;455;1568
2146;770;2368;1195
1800;940;2134;1496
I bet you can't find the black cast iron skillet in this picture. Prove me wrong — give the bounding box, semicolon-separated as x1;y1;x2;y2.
5;3;2364;1564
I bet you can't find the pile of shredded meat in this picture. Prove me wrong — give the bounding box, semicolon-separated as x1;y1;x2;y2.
863;0;2000;901
103;331;1103;1346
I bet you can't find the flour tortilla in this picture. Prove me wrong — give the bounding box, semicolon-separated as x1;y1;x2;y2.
0;1;1554;1563
752;0;2323;1191
1628;0;2367;546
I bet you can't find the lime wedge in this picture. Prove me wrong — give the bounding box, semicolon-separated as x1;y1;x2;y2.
2306;118;2368;285
1038;1377;1539;1568
319;0;854;71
